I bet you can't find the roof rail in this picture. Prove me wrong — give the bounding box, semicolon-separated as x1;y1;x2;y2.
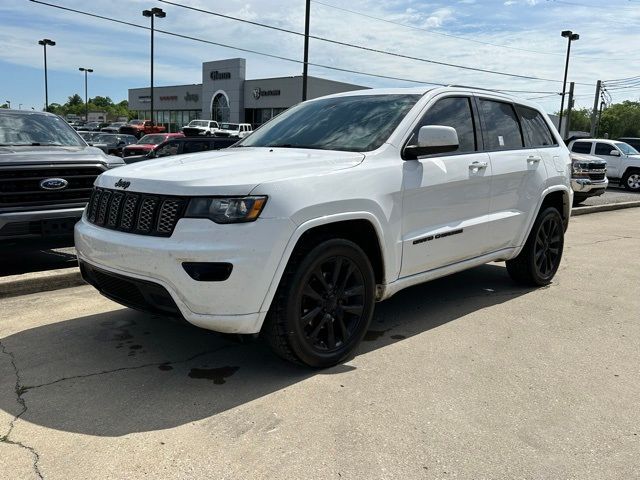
445;85;504;93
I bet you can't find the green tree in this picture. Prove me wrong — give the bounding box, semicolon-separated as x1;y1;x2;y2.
0;103;9;109
599;101;640;138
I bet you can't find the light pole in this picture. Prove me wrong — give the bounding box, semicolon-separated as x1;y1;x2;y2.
142;7;166;127
38;39;55;111
79;67;93;121
558;30;579;138
302;0;310;101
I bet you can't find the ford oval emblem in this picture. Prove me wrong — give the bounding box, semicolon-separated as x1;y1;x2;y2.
39;178;69;191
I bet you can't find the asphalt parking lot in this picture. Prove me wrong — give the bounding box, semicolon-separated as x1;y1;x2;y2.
1;208;639;479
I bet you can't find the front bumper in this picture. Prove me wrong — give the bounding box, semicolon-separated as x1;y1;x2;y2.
75;215;296;334
1;207;84;240
571;177;608;196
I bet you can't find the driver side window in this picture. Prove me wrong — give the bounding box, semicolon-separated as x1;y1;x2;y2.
410;97;477;153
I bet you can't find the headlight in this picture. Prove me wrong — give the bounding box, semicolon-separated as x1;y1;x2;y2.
184;196;267;224
572;161;588;174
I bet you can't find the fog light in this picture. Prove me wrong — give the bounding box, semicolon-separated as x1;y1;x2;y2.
182;262;233;282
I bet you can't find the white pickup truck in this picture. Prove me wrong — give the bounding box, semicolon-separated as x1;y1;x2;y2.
569;138;640;191
181;119;219;137
76;86;572;367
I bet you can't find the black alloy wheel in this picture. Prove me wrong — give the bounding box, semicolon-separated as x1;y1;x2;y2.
506;207;564;286
533;214;562;280
298;255;366;353
264;239;376;367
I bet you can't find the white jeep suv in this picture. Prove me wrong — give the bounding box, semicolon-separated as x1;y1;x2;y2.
75;87;572;367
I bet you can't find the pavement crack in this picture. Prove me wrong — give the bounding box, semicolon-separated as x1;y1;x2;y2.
0;340;44;479
22;344;234;392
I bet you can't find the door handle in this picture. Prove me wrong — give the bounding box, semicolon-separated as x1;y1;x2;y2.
528;156;542;163
469;161;488;170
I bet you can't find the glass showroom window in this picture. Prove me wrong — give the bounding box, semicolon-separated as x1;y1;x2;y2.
212;93;230;123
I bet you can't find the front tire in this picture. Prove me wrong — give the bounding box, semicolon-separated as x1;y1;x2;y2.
506;207;564;286
263;239;376;368
622;170;640;191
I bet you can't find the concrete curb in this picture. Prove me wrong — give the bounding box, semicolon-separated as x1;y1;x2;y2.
572;200;640;216
0;200;638;299
0;267;84;299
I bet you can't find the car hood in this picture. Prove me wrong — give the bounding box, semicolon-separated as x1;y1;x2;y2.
569;153;606;164
125;144;156;149
96;147;365;195
0;145;120;166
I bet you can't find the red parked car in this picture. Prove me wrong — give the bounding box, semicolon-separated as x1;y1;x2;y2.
119;119;166;138
121;133;184;158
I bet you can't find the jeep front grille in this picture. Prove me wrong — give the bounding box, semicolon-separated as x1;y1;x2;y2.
86;187;187;237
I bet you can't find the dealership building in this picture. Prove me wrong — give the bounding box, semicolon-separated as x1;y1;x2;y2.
128;58;366;131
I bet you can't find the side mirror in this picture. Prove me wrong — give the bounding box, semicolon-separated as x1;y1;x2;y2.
609;149;621;156
404;125;459;160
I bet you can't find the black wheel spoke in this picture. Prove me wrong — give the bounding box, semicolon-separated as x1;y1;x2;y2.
313;267;330;293
337;263;354;294
326;318;336;349
342;304;364;315
336;313;348;342
303;285;323;302
343;285;364;298
308;315;327;340
331;257;343;287
301;306;322;324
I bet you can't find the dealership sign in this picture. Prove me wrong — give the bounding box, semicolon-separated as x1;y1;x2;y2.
252;88;281;100
185;92;199;102
159;95;178;101
210;70;231;80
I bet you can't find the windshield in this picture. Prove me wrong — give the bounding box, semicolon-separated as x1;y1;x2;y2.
614;142;639;155
189;120;209;127
220;123;239;130
237;94;421;152
138;134;166;145
129;120;144;125
0;111;85;147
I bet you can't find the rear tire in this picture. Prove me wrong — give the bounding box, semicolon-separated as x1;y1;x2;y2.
506;207;564;286
263;239;376;368
622;169;640;191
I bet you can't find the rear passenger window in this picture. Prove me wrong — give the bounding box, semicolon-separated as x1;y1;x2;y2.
411;97;477;153
517;106;556;147
479;99;523;150
595;143;614;155
571;142;592;154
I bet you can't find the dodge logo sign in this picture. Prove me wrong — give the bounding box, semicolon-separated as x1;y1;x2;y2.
39;178;68;190
115;179;131;189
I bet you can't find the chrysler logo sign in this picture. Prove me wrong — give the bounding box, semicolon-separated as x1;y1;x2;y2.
210;70;231;80
39;178;68;190
252;88;281;100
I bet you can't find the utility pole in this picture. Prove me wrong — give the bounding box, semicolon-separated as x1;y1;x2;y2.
595;100;605;137
564;82;575;139
302;0;310;101
590;80;601;137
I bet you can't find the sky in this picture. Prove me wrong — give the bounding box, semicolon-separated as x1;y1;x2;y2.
1;0;639;115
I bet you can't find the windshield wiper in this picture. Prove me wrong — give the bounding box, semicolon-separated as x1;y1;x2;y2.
264;144;318;149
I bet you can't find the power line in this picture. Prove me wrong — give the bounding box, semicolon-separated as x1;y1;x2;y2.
310;0;565;57
546;0;640;11
29;0;448;87
158;0;587;85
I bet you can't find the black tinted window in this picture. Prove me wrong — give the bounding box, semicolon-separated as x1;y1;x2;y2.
517;106;556;147
479;100;523;150
238;94;421;152
571;142;592;154
411;97;476;153
595;143;615;155
183;141;209;153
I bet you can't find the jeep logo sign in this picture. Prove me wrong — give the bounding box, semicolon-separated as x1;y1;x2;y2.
210;71;231;80
39;178;68;190
185;91;199;102
115;179;131;190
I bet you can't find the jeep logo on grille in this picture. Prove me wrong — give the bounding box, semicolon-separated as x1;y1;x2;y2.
115;179;131;189
39;178;68;190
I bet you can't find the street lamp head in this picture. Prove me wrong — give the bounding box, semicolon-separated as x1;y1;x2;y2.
38;39;55;46
570;33;580;41
143;7;166;17
561;30;573;38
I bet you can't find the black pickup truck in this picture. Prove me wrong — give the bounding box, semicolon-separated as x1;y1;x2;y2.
0;110;124;243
